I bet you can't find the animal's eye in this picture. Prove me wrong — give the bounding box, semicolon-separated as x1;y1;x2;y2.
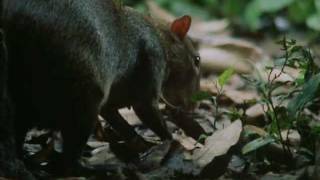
194;56;200;66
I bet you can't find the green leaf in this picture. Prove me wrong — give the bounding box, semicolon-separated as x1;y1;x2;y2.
218;68;234;87
169;0;211;20
316;0;320;12
295;70;306;85
288;0;316;23
256;0;295;12
307;13;320;31
244;0;295;30
244;1;262;30
288;73;320;116
222;0;249;18
191;91;212;102
242;136;275;154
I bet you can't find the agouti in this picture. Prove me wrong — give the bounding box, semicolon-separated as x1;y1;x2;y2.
2;0;201;175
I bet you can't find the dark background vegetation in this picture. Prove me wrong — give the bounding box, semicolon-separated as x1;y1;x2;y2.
125;0;320;40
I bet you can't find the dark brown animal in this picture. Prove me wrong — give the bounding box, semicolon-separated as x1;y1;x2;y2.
1;0;201;175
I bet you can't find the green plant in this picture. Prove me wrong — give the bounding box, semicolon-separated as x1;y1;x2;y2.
192;68;234;130
212;68;235;129
241;37;320;160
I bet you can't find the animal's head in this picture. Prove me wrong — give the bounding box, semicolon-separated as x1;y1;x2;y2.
161;15;201;112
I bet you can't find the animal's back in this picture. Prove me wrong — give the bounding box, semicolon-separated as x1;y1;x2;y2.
5;0;123;79
2;0;125;127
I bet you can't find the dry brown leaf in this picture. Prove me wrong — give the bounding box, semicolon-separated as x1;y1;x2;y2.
192;120;242;168
205;39;265;62
172;132;203;151
224;89;258;104
200;79;218;95
246;104;265;119
200;48;252;74
281;129;301;146
198;37;268;74
190;20;230;37
119;108;141;126
260;68;295;82
86;143;120;167
227;75;246;89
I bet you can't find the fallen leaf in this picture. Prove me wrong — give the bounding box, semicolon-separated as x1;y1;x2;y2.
281;129;301;146
198;36;268;74
119;108;141;126
192;120;242;168
172;132;203;151
224;89;258;104
190;19;230;37
246;104;265;119
200;47;253;74
200;79;218;95
261;68;295;82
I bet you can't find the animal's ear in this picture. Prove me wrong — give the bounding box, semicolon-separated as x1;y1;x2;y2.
170;15;192;40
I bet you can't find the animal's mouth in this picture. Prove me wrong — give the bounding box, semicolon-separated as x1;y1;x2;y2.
160;93;198;113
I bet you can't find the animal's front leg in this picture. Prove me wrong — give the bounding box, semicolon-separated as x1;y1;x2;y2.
133;102;172;140
100;108;153;152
